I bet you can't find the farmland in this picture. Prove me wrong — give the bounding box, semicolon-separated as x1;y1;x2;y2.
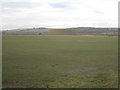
2;35;118;88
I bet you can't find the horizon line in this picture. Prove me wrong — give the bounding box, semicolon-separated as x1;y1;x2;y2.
1;26;118;31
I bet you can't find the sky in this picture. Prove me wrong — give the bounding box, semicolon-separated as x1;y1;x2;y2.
0;0;119;30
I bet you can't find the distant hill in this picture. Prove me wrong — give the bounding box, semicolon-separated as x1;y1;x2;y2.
2;28;48;35
49;27;118;35
2;27;118;35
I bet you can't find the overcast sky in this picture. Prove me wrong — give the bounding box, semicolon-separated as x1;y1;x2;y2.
0;0;119;30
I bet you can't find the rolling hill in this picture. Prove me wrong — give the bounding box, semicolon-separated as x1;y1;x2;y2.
2;27;118;35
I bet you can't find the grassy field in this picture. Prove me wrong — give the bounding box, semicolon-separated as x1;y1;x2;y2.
2;35;118;88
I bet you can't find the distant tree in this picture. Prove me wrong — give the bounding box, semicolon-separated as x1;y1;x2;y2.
39;33;42;35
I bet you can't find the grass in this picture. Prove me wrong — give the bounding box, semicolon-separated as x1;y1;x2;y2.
48;73;118;88
2;35;118;88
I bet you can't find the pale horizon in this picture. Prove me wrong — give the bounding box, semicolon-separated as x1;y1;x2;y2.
1;0;119;30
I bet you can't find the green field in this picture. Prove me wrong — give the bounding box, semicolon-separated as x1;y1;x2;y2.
2;35;118;88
